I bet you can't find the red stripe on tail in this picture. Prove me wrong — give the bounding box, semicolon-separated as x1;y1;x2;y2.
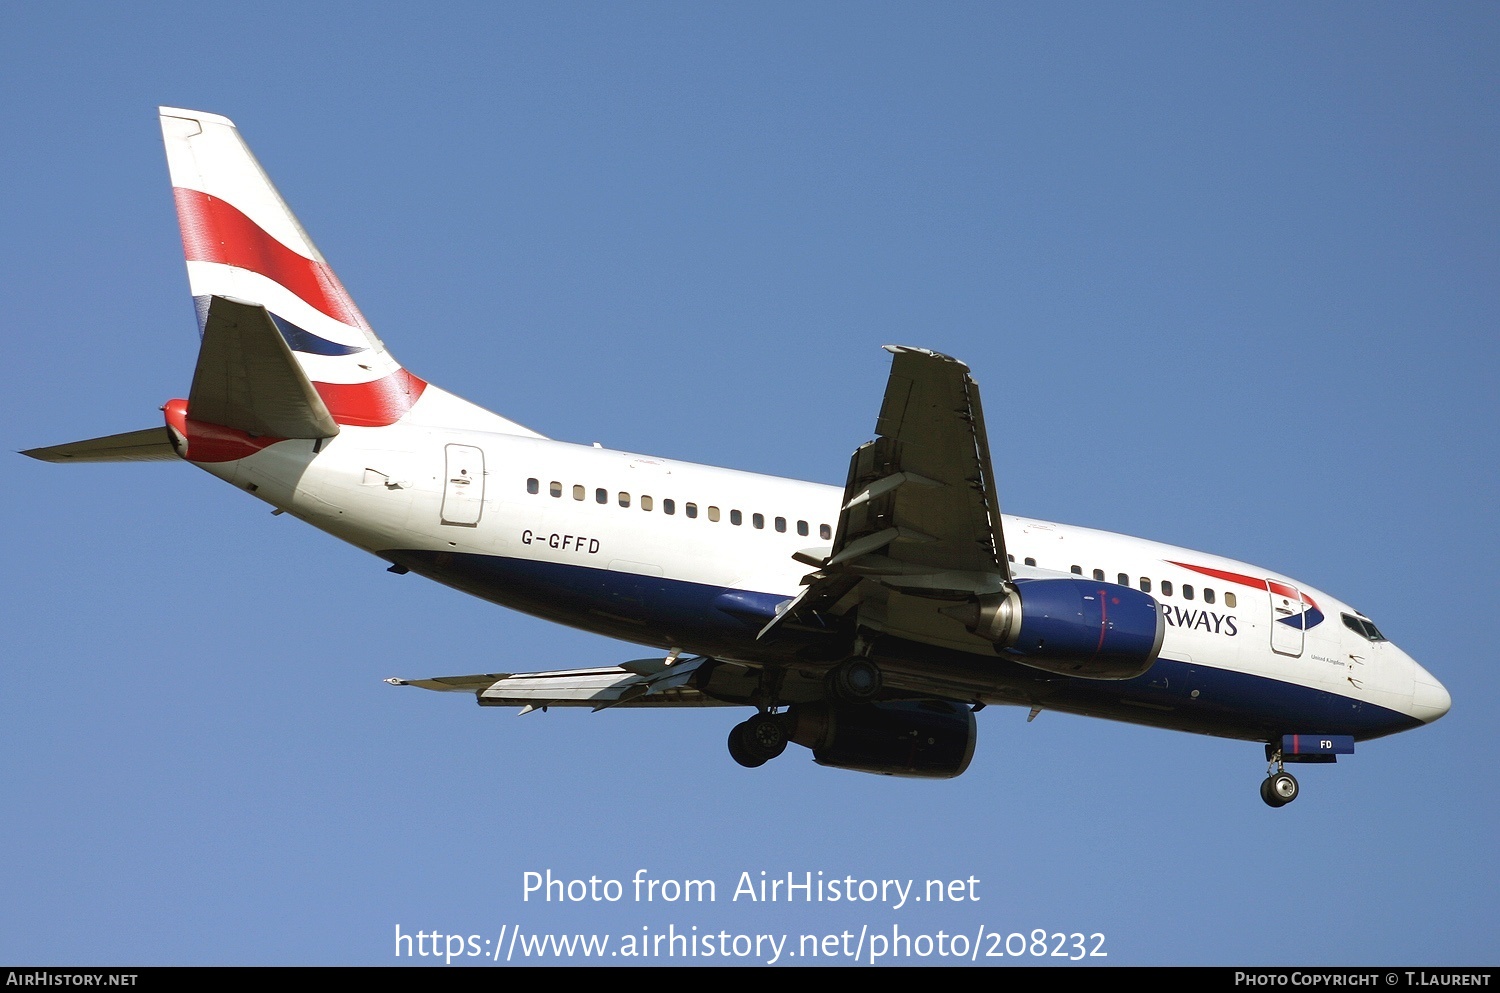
313;370;428;427
173;188;367;330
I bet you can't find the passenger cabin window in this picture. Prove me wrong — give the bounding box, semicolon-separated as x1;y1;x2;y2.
641;495;653;511
1118;573;1129;586
730;509;742;526
1024;557;1036;567
1203;588;1215;604
663;498;675;515
797;520;809;536
1093;569;1105;581
1183;584;1194;600
1224;592;1236;608
708;506;721;522
596;488;608;505
618;492;630;508
686;503;698;519
1139;577;1152;593
775;517;786;533
526;477;539;494
753;513;765;530
1070;565;1082;576
820;524;832;540
549;481;562;498
573;484;585;501
1161;580;1173;597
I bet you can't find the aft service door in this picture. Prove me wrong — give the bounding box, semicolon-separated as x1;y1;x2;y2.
1268;579;1305;657
441;444;485;527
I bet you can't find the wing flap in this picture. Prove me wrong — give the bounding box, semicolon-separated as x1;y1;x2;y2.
387;658;732;710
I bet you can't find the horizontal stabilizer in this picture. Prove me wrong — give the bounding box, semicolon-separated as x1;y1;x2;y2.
385;673;510;692
22;427;178;463
188;295;340;439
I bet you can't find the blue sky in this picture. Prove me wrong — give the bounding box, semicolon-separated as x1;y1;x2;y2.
3;2;1496;966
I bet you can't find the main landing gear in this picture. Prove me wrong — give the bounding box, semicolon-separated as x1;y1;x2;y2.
727;657;885;769
727;663;793;769
1260;749;1300;808
728;712;788;768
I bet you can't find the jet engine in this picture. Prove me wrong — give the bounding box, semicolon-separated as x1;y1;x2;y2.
958;577;1165;679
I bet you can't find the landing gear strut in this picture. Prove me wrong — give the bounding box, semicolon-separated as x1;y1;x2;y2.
728;711;788;768
1260;749;1299;808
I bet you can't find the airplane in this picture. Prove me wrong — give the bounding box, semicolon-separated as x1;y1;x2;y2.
23;108;1451;807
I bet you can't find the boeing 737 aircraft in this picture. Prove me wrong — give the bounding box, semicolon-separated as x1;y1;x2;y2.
25;108;1451;806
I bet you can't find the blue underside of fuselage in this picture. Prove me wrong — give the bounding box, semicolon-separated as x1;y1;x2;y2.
382;548;1422;744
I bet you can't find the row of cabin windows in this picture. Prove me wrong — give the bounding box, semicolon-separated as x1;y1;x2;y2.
1006;554;1237;608
526;478;833;540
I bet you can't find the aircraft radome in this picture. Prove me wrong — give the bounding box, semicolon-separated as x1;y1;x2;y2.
23;108;1451;807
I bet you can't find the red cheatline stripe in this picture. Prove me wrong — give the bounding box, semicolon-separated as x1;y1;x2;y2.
1167;560;1268;591
1267;580;1301;601
313;369;428;427
173;188;367;330
1167;560;1319;611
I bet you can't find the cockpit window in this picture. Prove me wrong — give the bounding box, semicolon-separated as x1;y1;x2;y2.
1341;612;1387;642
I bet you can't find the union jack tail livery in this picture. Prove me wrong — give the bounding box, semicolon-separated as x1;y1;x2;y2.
161;107;423;429
27;109;539;466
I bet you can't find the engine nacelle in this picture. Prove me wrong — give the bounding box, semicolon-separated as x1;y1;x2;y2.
787;701;976;779
963;577;1165;679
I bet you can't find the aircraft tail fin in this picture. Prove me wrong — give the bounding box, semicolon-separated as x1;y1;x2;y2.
159;107;426;428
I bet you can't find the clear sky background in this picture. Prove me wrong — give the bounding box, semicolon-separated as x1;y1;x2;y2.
3;2;1496;967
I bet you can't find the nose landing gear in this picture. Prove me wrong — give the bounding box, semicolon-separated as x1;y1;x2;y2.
1260;749;1300;808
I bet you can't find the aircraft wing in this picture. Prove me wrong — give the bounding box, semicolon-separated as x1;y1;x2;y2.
766;346;1011;650
387;656;736;712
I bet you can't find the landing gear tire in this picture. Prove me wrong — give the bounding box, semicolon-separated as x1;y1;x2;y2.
728;713;787;768
744;712;788;760
727;722;765;768
1260;771;1299;808
829;658;882;704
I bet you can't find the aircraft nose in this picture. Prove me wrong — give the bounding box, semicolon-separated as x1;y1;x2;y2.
1411;663;1451;724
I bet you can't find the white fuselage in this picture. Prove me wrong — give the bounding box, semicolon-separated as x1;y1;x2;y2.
191;390;1449;741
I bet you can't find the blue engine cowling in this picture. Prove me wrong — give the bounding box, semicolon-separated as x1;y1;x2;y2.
966;577;1165;679
787;700;976;779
